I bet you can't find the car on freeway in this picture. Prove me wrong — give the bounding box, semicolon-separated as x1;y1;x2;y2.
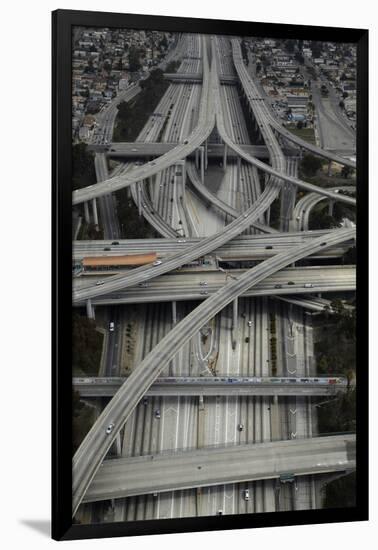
288;281;295;285
138;282;148;288
143;397;148;406
265;245;273;250
304;283;313;288
104;247;111;251
243;489;250;501
111;241;119;245
155;409;161;419
274;284;283;289
177;239;186;243
105;423;114;435
199;281;207;286
153;260;162;266
96;280;105;286
238;423;244;431
131;148;138;152
320;242;327;246
247;320;253;327
217;510;223;516
200;290;208;295
183;139;189;144
109;322;115;332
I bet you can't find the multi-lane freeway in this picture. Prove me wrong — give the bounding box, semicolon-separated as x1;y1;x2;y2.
72;32;357;522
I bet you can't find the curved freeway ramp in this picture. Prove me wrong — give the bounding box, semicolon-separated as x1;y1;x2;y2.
72;227;355;515
83;434;356;503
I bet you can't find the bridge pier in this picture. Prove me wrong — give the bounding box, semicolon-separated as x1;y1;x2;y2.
232;298;238;349
223;143;228;171
172;301;177;325
83;201;90;224
199;146;205;184
137;182;142;217
114;432;122;456
86;299;94;319
327;160;333;177
92;198;99;228
328;199;335;217
204;139;208;170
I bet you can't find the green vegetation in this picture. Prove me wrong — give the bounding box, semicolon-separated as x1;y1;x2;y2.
128;45;142;72
300;153;323;177
72;390;96;454
317;388;356;434
287;128;316;145
113;62;180;142
269;312;277;375
323;472;356;508
72;143;96;190
115;188;157;238
72;313;103;376
315;299;356;434
342;246;356;264
316;299;356;378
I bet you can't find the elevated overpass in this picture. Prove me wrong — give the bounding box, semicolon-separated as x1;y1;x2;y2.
83;434;356;503
73;265;356;306
72;228;355;515
74;376;349;398
73;231;352;262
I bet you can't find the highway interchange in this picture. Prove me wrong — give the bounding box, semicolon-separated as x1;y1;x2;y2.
72;33;357;522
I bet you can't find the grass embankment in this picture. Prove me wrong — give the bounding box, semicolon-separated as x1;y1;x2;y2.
113;61;180;142
287;126;316;145
72;313;104;453
323;471;356;509
314;299;356;433
115;189;158;238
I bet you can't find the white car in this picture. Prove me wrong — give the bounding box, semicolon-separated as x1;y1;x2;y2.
109;322;115;332
153;260;162;266
106;423;114;434
96;280;105;286
243;489;250;501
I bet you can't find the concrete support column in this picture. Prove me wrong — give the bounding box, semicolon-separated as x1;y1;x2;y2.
328;199;335;217
180;160;186;202
172;301;177;325
199;146;205;185
223;143;228;171
327;160;333;177
236;156;241;187
86;299;94;319
195;148;199;170
232;298;238;350
204;139;208;170
137;182;142;217
92;198;98;228
84;201;90;224
115;432;122;456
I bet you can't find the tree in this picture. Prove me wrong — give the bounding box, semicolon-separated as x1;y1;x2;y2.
341;165;352;179
300;154;323;177
297;120;304;129
72;143;96;190
128;45;141;72
339;100;345;109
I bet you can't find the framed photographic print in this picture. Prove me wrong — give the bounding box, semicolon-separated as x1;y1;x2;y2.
52;9;368;541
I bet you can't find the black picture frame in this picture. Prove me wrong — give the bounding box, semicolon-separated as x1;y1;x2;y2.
52;9;368;541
